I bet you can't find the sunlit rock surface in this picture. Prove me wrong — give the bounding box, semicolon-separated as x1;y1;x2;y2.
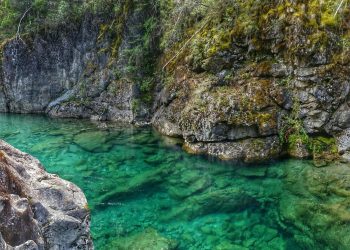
0;140;92;249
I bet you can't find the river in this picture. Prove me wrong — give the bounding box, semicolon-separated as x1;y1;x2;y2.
0;113;349;249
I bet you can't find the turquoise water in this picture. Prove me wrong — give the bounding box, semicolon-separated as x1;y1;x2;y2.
0;114;349;250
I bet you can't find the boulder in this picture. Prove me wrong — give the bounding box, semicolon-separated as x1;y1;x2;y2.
183;136;282;163
0;140;93;249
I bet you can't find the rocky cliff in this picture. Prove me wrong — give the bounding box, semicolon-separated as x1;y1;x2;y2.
0;0;158;124
1;0;350;163
0;140;92;249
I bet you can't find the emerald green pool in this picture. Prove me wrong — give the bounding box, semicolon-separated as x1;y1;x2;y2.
1;114;349;250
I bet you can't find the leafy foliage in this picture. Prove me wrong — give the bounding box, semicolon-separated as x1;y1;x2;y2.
0;0;122;40
159;0;350;71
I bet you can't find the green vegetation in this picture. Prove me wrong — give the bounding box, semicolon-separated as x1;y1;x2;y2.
159;0;349;71
279;116;310;154
311;136;338;161
279;99;339;161
0;0;87;40
0;0;131;41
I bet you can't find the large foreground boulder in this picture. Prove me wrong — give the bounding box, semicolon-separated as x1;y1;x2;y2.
0;140;93;249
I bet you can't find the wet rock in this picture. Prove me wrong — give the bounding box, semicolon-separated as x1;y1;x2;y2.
106;228;178;250
1;4;156;123
2;1;350;164
183;136;282;163
74;130;112;152
279;162;350;249
164;188;258;220
215;241;248;250
302;110;329;133
332;129;350;161
270;63;293;77
0;140;92;249
0;233;38;250
96;166;170;205
287;141;310;159
236;167;267;178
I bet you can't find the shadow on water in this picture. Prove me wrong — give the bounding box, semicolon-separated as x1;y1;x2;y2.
1;113;350;250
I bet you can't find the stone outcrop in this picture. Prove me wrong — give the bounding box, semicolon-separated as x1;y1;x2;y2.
0;140;92;249
151;1;350;162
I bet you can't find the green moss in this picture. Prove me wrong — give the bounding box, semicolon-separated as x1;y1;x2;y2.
280;114;339;160
140;78;155;104
160;0;350;72
310;136;339;160
277;76;292;87
115;2;133;57
288;133;310;152
320;11;338;27
131;99;140;113
279;100;310;156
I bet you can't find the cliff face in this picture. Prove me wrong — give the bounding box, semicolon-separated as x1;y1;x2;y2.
1;0;350;162
0;140;92;249
152;0;350;163
0;0;158;123
1;17;97;114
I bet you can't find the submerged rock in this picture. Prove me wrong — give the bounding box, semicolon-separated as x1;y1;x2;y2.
95;166;171;205
164;188;258;221
106;228;178;250
74;130;112;152
279;161;350;249
0;140;93;249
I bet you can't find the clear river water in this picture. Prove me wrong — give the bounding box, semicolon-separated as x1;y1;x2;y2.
0;114;350;250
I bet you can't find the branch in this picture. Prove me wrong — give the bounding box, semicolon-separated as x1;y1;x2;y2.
162;20;209;71
334;0;345;17
16;7;32;41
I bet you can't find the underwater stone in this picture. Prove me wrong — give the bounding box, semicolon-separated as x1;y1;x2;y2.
215;241;249;250
279;161;350;249
106;228;178;250
74;130;112;152
236;167;267;178
96;166;170;205
164;188;258;221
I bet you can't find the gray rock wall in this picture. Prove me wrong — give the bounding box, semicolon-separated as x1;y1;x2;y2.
0;3;157;123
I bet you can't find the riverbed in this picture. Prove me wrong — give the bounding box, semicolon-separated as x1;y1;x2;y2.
0;114;349;249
